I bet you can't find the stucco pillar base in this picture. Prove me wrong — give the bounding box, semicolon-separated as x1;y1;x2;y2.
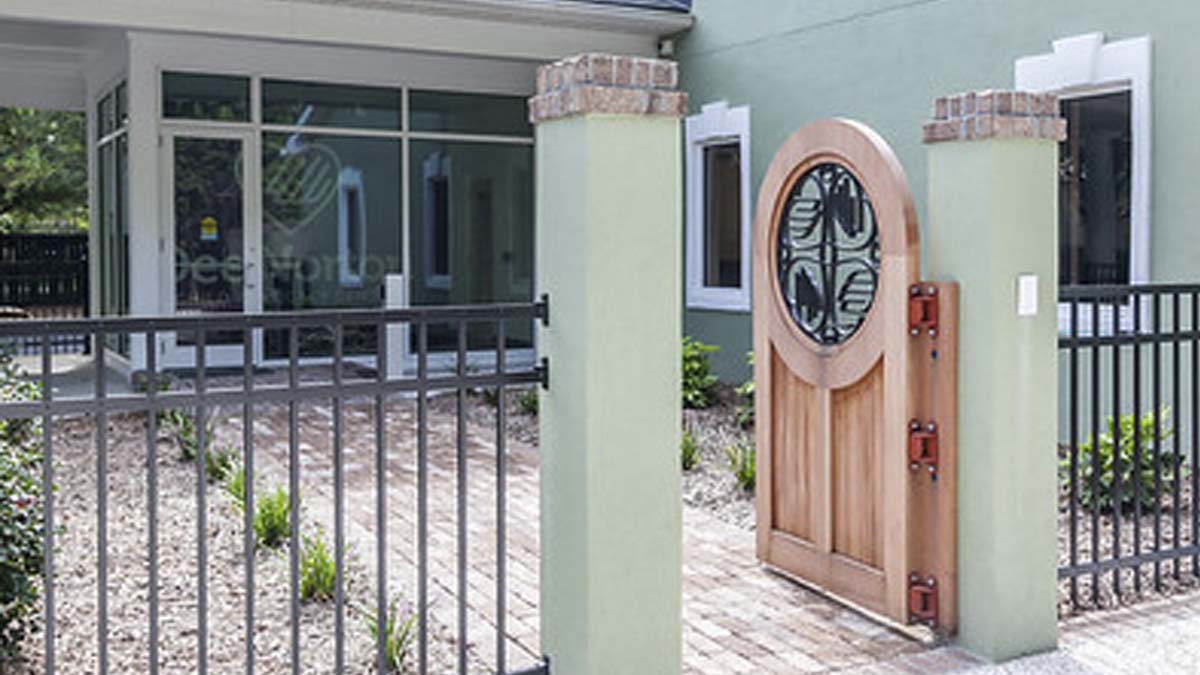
531;53;686;675
924;90;1062;661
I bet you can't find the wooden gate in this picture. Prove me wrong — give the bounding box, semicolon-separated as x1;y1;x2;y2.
753;120;957;632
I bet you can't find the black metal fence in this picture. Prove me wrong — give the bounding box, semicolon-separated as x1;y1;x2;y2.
0;301;550;675
1059;283;1200;612
0;233;88;310
0;233;90;355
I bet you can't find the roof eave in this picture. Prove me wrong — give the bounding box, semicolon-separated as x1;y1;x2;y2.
345;0;693;36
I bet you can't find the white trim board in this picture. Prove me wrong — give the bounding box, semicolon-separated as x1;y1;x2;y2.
684;100;751;313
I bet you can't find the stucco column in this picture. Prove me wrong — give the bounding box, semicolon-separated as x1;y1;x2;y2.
923;92;1065;661
529;53;686;675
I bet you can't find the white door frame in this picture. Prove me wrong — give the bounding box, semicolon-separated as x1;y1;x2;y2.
160;125;263;369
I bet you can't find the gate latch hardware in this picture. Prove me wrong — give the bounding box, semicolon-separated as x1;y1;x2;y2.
908;574;938;627
908;420;938;475
908;285;939;337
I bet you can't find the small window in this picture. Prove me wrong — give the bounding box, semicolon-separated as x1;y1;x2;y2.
262;80;402;131
703;143;742;289
422;152;452;290
686;101;750;311
163;72;250;122
337;167;367;288
409;90;531;137
1059;91;1132;286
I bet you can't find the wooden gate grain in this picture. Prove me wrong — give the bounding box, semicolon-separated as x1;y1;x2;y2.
753;119;957;632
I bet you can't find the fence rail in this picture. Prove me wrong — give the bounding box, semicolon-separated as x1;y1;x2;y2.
1059;283;1200;612
0;300;550;675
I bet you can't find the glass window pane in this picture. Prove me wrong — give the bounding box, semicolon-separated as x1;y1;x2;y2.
97;94;114;139
173;137;245;345
409;140;534;351
163;72;250;122
703;142;742;289
1059;91;1131;286
262;132;403;357
262;79;402;131
116;82;128;129
409;90;531;137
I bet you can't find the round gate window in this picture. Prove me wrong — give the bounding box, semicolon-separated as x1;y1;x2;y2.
776;162;881;345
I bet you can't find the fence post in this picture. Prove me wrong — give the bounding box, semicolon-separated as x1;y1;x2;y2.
923;92;1065;660
530;54;686;675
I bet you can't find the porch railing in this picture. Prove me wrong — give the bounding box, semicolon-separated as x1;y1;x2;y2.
0;300;550;675
1059;283;1200;612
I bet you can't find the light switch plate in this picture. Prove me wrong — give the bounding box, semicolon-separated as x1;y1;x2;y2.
1017;274;1038;317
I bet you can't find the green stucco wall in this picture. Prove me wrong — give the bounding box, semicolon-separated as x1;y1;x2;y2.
677;0;1200;381
926;137;1060;660
537;113;683;675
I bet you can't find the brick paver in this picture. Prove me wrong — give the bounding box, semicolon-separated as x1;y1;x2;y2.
214;385;1200;675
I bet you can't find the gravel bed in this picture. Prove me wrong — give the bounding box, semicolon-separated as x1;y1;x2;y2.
1057;476;1200;617
12;412;458;674
681;386;756;531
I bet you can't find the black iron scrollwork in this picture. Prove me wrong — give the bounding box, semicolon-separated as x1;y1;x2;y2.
776;162;880;345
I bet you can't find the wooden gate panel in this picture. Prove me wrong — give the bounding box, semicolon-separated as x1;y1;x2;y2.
769;351;819;542
831;360;884;568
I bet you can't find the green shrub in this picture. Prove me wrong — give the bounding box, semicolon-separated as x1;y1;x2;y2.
682;337;719;409
1064;408;1181;513
225;462;248;511
160;408;214;462
299;532;336;602
725;439;756;492
364;600;417;674
735;351;755;429
0;349;44;663
680;429;700;472
254;487;292;549
518;388;539;416
205;445;236;484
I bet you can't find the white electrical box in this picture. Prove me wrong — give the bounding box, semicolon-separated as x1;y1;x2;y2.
1017;274;1038;317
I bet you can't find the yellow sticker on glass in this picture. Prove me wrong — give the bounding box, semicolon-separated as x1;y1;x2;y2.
200;216;218;241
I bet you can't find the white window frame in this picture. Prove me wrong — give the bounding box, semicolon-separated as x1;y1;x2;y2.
1016;33;1152;335
337;166;367;288
685;101;751;312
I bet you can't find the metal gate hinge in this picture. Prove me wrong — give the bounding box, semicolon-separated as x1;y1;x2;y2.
908;285;939;337
908;419;938;476
908;574;938;627
538;357;550;390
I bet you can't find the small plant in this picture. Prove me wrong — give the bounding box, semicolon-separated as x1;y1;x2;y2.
161;408;214;462
682;336;719;409
477;387;499;408
0;348;45;663
299;531;336;602
680;429;700;472
225;462;248;511
364;599;418;674
735;351;755;429
205;445;236;484
1064;408;1181;513
253;486;292;549
518;388;538;416
725;439;756;492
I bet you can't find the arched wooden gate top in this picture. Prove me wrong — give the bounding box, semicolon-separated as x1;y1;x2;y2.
752;118;920;390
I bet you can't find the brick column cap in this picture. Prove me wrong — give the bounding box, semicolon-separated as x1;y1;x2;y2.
529;52;688;124
922;90;1067;144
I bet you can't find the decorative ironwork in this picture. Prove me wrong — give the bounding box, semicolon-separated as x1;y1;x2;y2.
776;162;880;344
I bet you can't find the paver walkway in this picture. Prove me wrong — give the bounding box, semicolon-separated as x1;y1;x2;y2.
212;384;1200;675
